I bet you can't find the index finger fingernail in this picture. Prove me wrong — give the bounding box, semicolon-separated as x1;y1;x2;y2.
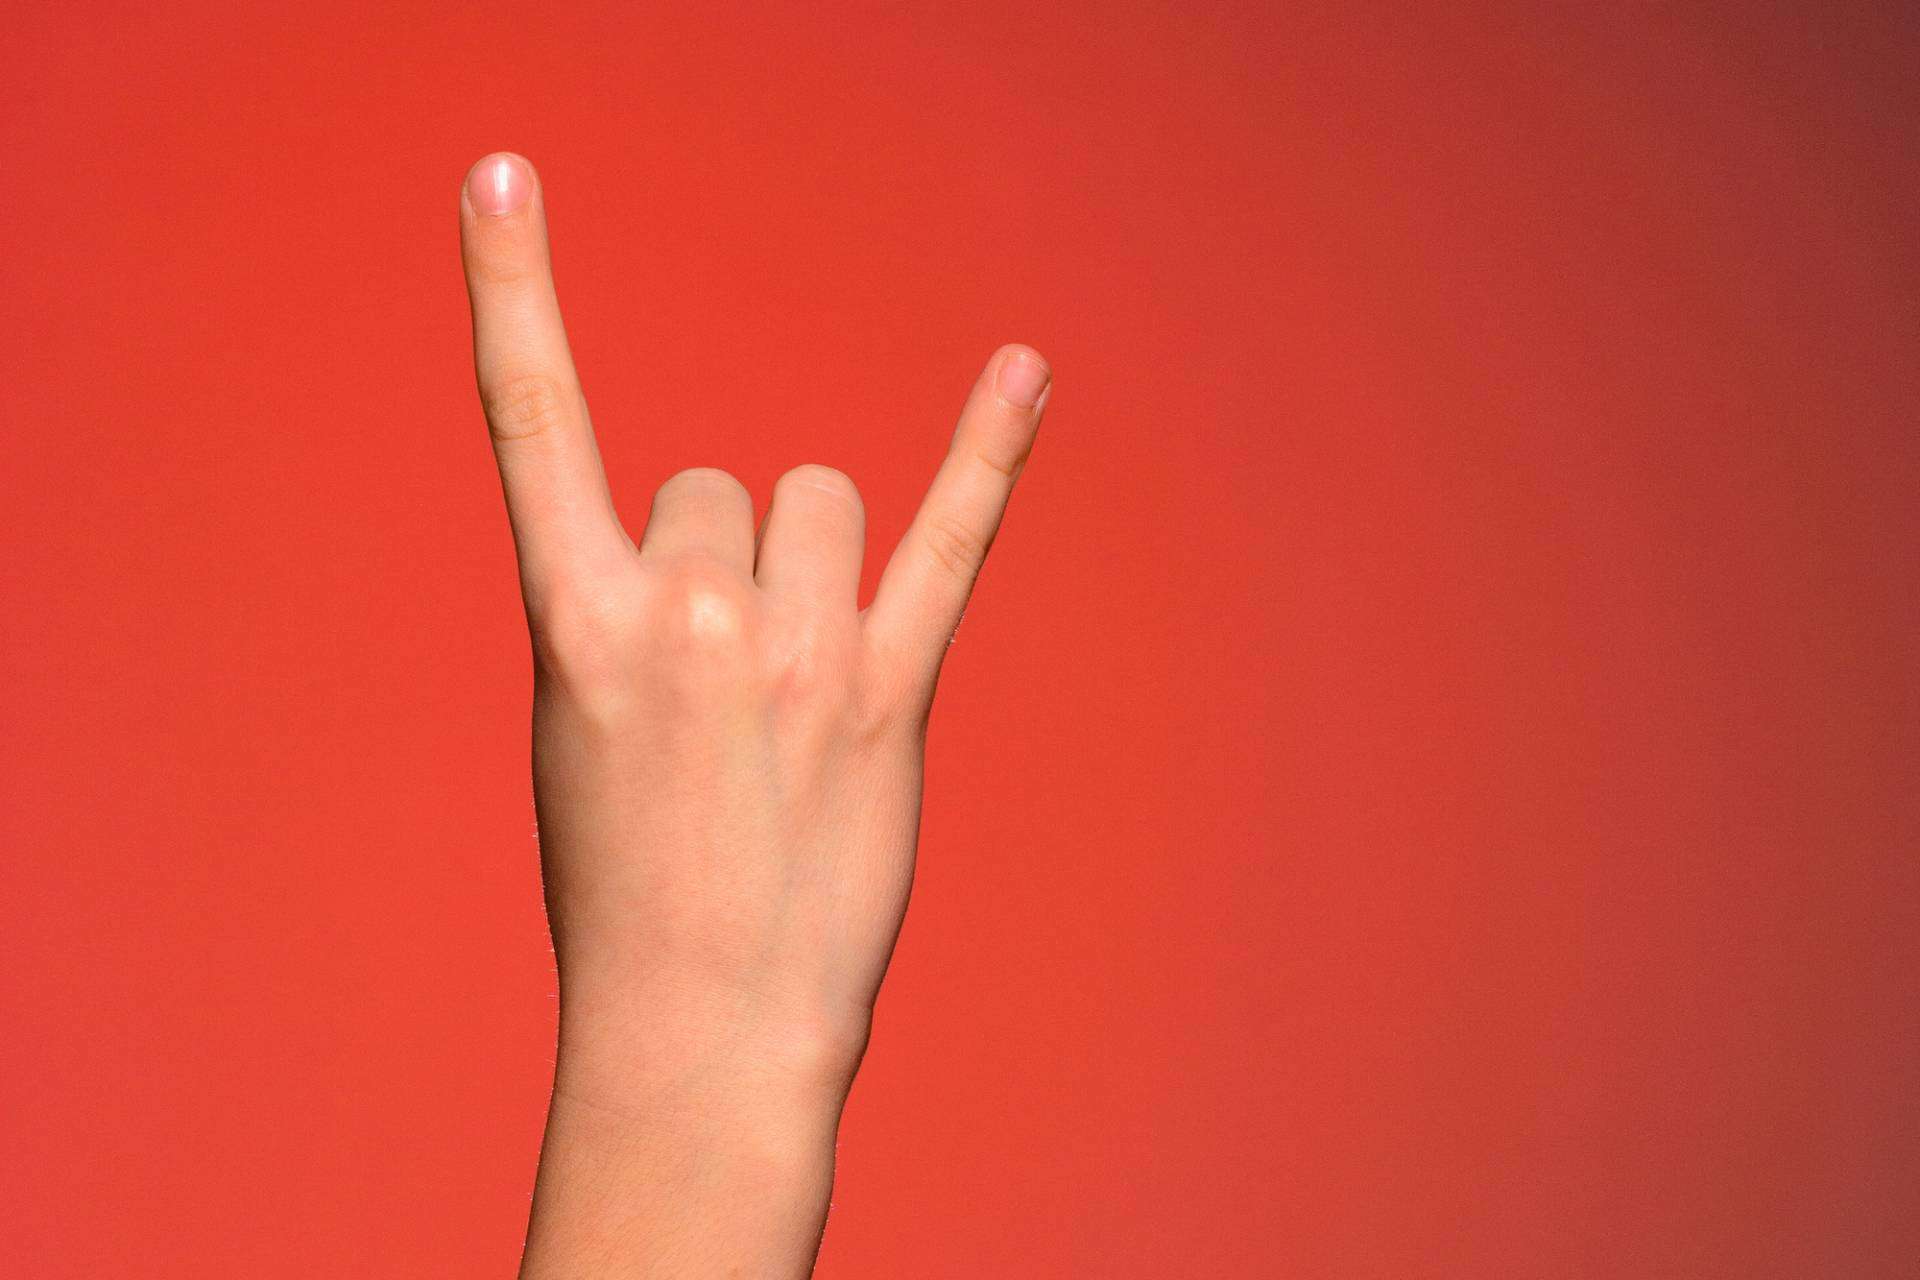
468;153;532;217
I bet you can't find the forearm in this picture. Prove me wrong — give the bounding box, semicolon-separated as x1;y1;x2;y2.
520;969;867;1278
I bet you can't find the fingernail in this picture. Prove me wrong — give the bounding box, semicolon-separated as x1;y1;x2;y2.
468;153;532;216
996;350;1051;409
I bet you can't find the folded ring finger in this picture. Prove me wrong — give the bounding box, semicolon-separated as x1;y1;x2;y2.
638;467;757;572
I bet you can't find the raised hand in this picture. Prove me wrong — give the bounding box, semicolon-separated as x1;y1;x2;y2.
459;152;1050;1278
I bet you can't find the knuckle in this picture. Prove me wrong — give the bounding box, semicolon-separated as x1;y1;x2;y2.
470;250;547;290
645;560;754;652
480;373;571;443
769;644;828;709
853;656;930;744
527;583;640;705
660;466;749;501
972;440;1029;482
766;619;856;708
777;464;863;509
920;513;991;584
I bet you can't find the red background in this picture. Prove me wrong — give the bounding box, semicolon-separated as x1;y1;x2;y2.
3;3;1916;1275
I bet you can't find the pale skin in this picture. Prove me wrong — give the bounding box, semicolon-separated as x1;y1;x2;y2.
457;152;1051;1276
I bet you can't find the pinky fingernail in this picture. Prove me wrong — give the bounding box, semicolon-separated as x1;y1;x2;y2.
997;351;1051;409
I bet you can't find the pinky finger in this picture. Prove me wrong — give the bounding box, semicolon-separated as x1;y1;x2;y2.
864;344;1051;692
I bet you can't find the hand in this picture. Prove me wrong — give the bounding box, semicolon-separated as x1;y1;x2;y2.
459;152;1051;1277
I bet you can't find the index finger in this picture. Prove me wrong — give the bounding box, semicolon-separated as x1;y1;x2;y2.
460;153;627;606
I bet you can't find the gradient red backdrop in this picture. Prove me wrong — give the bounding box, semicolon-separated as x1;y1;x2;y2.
3;3;1916;1276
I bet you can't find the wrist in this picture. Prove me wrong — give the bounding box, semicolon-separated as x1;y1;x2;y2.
551;957;873;1114
523;971;856;1280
